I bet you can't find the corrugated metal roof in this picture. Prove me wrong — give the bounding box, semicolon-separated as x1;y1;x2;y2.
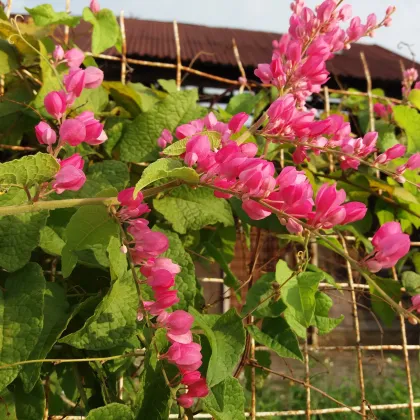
70;19;419;81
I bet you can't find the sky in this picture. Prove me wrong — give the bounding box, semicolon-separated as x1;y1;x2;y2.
14;0;420;62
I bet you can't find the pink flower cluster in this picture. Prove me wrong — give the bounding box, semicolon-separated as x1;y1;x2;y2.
159;112;367;234
374;103;393;120
402;67;420;98
255;0;395;105
364;222;410;272
34;46;106;194
260;94;408;172
117;188;208;408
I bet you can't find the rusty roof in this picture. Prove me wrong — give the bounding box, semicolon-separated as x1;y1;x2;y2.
70;19;419;82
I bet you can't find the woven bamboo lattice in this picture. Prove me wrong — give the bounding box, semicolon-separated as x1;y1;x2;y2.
4;1;419;418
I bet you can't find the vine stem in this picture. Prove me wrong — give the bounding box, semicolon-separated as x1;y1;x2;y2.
0;350;145;370
0;180;180;217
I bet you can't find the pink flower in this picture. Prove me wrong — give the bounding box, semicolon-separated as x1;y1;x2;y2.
176;123;199;140
375;144;406;165
44;91;67;119
90;0;100;13
157;129;173;149
59;119;87;146
35;121;57;145
365;222;410;272
409;295;420;313
374;103;393;119
203;112;218;129
75;111;105;144
148;290;179;315
407;153;420;170
228;112;248;133
64;68;86;98
53;45;64;62
118;187;144;208
147;269;175;291
188;378;209;398
342;202;367;225
165;310;194;335
165;342;202;369
310;183;347;229
130;230;169;262
242;200;271;220
396;153;420;174
52;154;86;194
340;132;377;170
60;153;84;170
64;48;85;68
84;67;104;89
140;257;180;277
184;135;211;166
177;394;194;408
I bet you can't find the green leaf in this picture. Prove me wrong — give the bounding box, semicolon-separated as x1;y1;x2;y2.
393;105;420;153
402;271;420;296
103;81;149;116
14;379;45;420
202;376;246;420
119;90;202;162
107;236;127;282
306;264;340;290
73;85;109;113
0;20;39;60
375;119;398;152
154;228;196;310
82;7;121;54
68;160;129;199
158;79;178;93
134;158;199;193
39;225;65;256
190;308;245;387
0;40;19;74
226;93;257;115
61;205;119;278
282;271;323;328
162;131;221;156
86;403;134;419
375;200;394;225
408;89;420;110
20;283;71;392
153;185;233;234
0;210;48;271
0;152;59;188
247;317;303;361
313;292;344;335
369;277;401;326
25;4;80;26
0;263;45;391
60;271;137;350
241;272;286;318
203;242;241;295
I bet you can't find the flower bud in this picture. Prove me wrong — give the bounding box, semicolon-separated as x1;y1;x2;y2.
53;45;64;62
228;112;248;133
90;0;100;13
35;121;57;145
84;67;104;89
64;48;85;69
64;68;86;98
44;90;67;119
